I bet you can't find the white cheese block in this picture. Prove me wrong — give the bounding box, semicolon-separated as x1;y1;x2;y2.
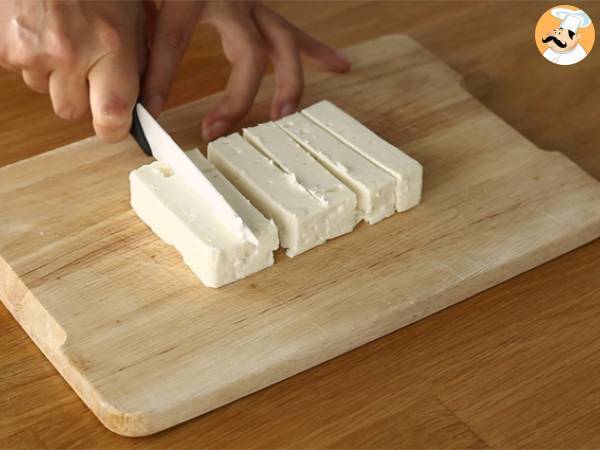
208;133;329;257
243;122;357;240
130;149;278;288
302;100;423;212
277;113;395;224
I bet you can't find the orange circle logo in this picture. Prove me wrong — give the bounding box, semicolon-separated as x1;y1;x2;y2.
535;5;595;65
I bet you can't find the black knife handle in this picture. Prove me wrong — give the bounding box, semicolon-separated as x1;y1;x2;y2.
130;102;153;157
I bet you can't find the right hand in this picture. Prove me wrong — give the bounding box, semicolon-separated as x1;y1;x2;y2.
0;0;148;142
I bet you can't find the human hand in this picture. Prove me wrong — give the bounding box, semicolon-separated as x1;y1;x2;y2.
141;0;351;141
0;0;147;142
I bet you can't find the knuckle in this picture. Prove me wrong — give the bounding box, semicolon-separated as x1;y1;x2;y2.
23;77;48;94
162;29;189;54
94;121;129;143
53;96;87;120
46;32;77;67
95;97;131;129
281;86;303;105
220;94;249;120
280;72;304;97
97;21;123;53
9;52;33;68
8;40;37;68
246;43;267;68
53;43;77;67
44;20;73;57
6;17;47;68
70;102;88;119
54;103;79;121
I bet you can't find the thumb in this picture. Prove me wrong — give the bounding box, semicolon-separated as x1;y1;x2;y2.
141;1;202;117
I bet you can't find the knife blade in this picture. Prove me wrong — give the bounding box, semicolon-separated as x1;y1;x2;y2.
131;103;259;246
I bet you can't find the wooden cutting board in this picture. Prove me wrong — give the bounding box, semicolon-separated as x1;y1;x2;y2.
1;34;599;437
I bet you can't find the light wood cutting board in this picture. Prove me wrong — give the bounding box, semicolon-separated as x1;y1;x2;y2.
1;35;599;437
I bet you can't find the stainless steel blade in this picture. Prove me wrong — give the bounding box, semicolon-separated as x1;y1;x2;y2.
135;104;258;246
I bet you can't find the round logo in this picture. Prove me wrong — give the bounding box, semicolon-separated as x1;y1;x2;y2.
535;4;595;65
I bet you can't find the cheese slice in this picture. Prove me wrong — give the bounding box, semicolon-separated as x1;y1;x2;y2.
130;149;278;288
208;133;329;257
302;100;423;212
277;113;395;224
243;122;357;239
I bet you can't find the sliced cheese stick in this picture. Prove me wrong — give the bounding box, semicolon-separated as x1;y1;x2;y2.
208;133;329;257
302;100;423;212
243;122;357;240
277;113;395;224
130;149;278;288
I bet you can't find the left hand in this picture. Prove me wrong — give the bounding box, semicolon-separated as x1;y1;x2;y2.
141;0;351;141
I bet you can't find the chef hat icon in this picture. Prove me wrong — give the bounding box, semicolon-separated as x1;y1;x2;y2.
551;7;592;33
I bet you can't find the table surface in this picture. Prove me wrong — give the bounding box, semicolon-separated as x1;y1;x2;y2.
1;1;599;448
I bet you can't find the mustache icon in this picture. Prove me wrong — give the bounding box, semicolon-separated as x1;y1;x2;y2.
542;35;568;48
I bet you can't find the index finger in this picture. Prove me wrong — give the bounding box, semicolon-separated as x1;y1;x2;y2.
87;51;139;143
141;1;201;117
201;18;267;141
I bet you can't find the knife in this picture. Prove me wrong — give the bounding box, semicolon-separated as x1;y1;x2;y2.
130;103;259;246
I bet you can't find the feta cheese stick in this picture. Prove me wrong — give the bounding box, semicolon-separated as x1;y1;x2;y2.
243;122;357;240
130;149;278;288
133;103;259;246
208;134;329;257
302;100;423;212
277;113;395;224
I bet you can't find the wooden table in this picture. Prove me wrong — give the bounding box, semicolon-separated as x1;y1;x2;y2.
1;1;599;448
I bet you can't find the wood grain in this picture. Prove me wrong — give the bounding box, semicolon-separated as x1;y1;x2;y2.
2;33;599;438
1;1;600;447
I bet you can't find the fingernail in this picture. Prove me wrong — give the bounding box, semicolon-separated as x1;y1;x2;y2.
202;120;229;142
145;94;164;117
279;103;296;118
